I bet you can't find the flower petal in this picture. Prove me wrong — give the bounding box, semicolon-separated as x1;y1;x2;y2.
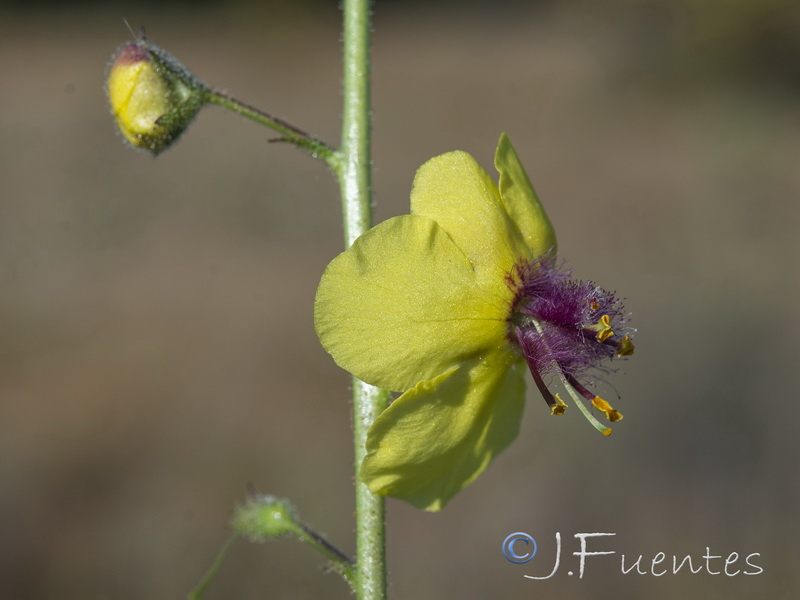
410;149;531;285
360;351;526;511
494;133;557;257
314;215;511;392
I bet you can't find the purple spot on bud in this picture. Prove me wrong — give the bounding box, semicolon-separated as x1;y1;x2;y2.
113;42;150;67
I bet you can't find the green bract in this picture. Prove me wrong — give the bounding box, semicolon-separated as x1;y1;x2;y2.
314;134;556;511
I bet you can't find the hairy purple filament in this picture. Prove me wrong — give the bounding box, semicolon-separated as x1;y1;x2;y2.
509;257;633;425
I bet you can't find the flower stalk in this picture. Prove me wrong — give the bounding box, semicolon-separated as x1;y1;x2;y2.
206;90;339;169
187;533;238;600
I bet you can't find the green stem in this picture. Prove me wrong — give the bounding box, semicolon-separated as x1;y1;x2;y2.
296;522;357;586
207;90;339;169
187;533;238;600
351;380;391;599
339;1;391;599
339;0;373;247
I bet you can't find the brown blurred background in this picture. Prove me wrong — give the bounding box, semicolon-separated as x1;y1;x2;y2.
1;0;799;598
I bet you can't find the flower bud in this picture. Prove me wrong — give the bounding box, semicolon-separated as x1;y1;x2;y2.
107;40;208;154
231;495;302;542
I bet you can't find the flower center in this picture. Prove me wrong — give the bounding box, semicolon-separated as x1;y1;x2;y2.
507;257;634;435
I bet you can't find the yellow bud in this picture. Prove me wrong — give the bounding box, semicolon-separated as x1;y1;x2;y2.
107;41;206;154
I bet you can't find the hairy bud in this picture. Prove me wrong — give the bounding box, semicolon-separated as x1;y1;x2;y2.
107;40;208;154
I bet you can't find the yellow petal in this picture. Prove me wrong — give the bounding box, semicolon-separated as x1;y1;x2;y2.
361;351;526;511
494;133;557;257
108;45;173;148
315;215;511;392
410;149;531;290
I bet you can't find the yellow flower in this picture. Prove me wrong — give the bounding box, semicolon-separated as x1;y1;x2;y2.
315;134;633;511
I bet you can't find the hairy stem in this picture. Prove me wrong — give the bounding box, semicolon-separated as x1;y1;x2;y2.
296;521;357;586
187;533;238;600
207;90;339;169
339;1;391;599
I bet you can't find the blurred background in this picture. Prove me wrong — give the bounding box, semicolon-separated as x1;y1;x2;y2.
1;0;798;598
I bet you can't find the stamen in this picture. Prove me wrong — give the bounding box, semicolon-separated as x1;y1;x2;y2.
584;314;614;342
551;394;568;416
514;326;566;416
591;396;624;422
510;256;634;436
615;334;635;357
558;374;613;436
517;318;612;435
564;374;623;423
596;331;635;357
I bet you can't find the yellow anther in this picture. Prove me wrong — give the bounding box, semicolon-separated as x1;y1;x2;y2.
617;334;634;357
587;314;614;342
550;394;568;415
591;396;624;422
